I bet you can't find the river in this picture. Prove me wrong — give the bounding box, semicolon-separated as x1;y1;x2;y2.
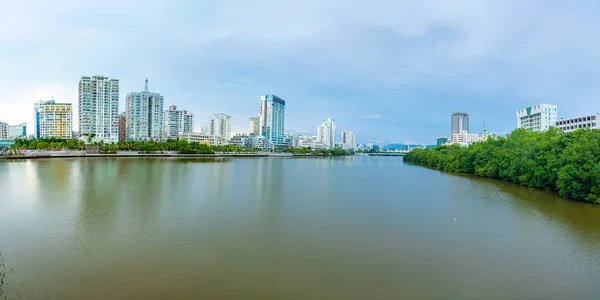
0;157;599;299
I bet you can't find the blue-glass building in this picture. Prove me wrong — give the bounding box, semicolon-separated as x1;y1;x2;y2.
259;95;286;146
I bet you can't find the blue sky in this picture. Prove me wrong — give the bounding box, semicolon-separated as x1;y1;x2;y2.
1;0;600;144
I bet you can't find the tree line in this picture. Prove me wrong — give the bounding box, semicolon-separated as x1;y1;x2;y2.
404;128;600;204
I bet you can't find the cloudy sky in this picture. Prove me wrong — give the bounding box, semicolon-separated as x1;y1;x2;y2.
1;0;600;144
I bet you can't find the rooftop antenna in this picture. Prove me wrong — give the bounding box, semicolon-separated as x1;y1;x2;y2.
144;78;149;92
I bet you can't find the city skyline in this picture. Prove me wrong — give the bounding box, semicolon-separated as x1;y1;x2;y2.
3;1;600;144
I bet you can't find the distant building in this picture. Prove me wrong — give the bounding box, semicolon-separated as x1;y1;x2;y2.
118;113;126;142
8;123;26;139
284;133;300;148
297;135;325;149
555;113;600;132
251;136;270;149
317;118;336;149
259;95;286;146
341;130;356;150
0;122;7;139
451;112;469;142
249;116;260;136
366;143;374;150
208;113;232;140
437;137;448;146
126;79;164;140
178;133;227;146
79;75;119;142
451;130;486;146
34;100;73;139
0;138;15;149
163;105;194;138
516;103;557;132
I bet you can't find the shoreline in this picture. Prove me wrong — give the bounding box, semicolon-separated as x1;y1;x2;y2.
1;152;343;160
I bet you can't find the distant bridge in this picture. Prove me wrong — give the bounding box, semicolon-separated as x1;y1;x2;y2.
368;152;406;156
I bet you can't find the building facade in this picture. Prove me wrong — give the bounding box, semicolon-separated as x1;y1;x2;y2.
126;79;164;140
184;113;194;134
259;95;286;146
555;114;600;132
208;113;232;140
8;123;27;139
0;122;7;139
451;112;469;142
34;100;73;139
163;105;194;138
437;137;448;146
78;76;120;142
178;133;227;146
249;116;260;136
451;130;485;146
516;103;557;132
118;113;126;142
341;130;356;150
317;118;336;149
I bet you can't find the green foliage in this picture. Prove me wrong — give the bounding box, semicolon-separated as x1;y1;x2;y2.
404;128;600;204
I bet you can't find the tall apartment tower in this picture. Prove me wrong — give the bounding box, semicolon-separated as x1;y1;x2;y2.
34;99;73;139
516;103;558;132
317;118;336;149
451;112;469;142
126;79;164;140
341;130;356;150
78;76;120;142
208;113;232;140
249;116;260;136
163;105;194;138
259;95;286;145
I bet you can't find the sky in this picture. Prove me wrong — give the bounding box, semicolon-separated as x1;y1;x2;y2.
1;0;600;145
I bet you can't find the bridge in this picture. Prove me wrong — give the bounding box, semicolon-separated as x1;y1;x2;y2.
368;152;406;156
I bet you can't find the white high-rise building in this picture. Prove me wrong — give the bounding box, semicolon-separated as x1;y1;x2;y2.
259;95;286;146
78;75;119;142
249;116;260;136
163;105;194;138
341;130;356;150
208;113;232;140
317;118;336;149
451;112;469;143
517;103;557;132
34;100;73;139
126;79;164;140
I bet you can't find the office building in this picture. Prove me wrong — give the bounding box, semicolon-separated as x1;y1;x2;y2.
78;75;119;142
516;103;557;132
178;133;227;146
208;113;232;140
556;114;600;132
249;116;260;136
163;105;194;138
451;130;486;146
298;135;325;149
34;100;73;139
118;113;126;142
0;122;7;139
8;123;27;139
317;118;336;149
259;95;286;145
341;130;356;150
126;79;164;140
437;137;448;146
451;112;469;142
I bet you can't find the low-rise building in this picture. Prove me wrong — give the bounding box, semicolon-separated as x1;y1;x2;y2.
451;130;486;146
178;132;227;146
555;114;600;132
0;122;7;138
0;138;15;149
437;137;448;146
516;103;558;132
251;136;270;149
8;123;27;139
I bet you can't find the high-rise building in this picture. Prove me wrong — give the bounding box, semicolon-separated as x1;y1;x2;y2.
317;118;336;149
517;103;558;132
451;112;469;142
34;100;73;139
208;113;232;140
259;95;286;146
249;116;260;136
8;123;27;139
78;75;120;142
555;113;600;132
118;112;126;142
163;105;194;138
126;79;164;140
341;130;356;150
436;137;449;146
0;122;7;139
184;112;194;134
